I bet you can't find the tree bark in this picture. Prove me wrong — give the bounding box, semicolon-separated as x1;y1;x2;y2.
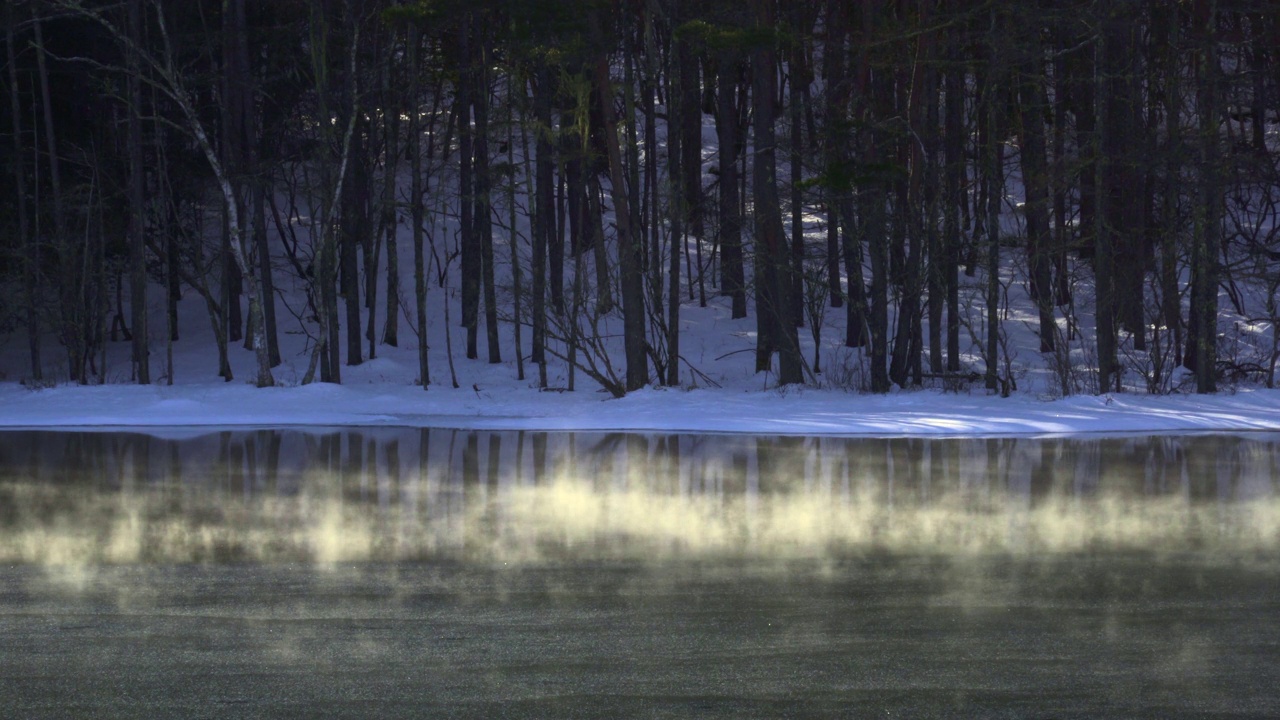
983;59;1004;394
1094;26;1118;393
1019;52;1056;353
474;34;500;364
341;119;365;367
716;46;747;319
408;25;430;388
33;12;80;382
532;63;554;367
458;17;478;360
128;0;149;383
381;30;400;349
667;38;684;387
944;50;963;372
1190;0;1220;393
7;4;40;380
592;15;648;391
752;0;803;385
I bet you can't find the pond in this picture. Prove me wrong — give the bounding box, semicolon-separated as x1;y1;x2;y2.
2;429;1278;717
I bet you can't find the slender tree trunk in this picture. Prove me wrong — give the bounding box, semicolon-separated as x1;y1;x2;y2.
1051;48;1071;308
944;54;963;372
1105;16;1144;349
1162;5;1183;367
891;27;930;387
864;88;890;390
221;0;245;350
550;142;566;314
824;32;843;316
925;62;944;374
533;63;554;367
233;0;278;369
158;149;176;382
409;26;430;388
1020;54;1056;353
507;74;524;382
592;15;648;391
716;48;747;319
667;42;684;387
1249;19;1267;155
381;35;400;349
587;173;613;313
33;13;79;382
680;42;703;245
254;181;280;367
127;0;149;383
984;62;1003;394
341;122;365;367
458;18;478;359
1191;0;1220;393
1094;28;1118;393
624;11;643;278
752;0;803;385
644;12;661;315
473;36;500;364
789;16;805;329
7;5;39;380
1073;47;1097;262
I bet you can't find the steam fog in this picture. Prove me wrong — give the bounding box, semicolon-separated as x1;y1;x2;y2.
3;429;1277;568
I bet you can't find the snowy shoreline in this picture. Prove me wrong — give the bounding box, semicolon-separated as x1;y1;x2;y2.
4;381;1280;437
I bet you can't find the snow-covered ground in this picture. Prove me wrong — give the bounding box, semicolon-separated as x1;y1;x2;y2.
5;193;1280;437
4;345;1280;435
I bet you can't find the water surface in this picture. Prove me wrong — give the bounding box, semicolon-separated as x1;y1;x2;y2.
1;429;1277;717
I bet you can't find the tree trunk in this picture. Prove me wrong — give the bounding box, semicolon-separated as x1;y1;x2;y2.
890;29;929;388
789;23;805;329
592;15;648;392
128;0;149;384
381;34;400;349
254;180;280;367
33;13;80;382
679;29;704;244
458;18;478;360
508;73;524;382
7;5;39;380
1072;47;1097;262
944;53;963;372
409;26;430;388
1162;3;1183;367
1051;48;1071;308
474;37;501;364
667;40;684;387
752;0;803;386
341;120;365;367
864;85;891;391
533;63;554;367
983;62;1003;394
716;47;747;319
1190;0;1220;393
1104;15;1144;349
1094;28;1118;393
1019;54;1056;353
925;61;945;374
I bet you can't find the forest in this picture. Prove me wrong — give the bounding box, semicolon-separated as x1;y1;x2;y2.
2;0;1278;398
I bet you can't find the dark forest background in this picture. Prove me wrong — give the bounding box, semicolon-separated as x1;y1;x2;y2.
2;0;1278;396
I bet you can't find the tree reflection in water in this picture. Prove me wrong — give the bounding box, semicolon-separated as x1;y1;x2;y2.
0;429;1277;565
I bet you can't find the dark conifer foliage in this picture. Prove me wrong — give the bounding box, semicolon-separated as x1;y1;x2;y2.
2;0;1277;395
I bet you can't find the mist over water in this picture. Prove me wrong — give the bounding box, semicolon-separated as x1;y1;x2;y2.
2;429;1278;566
3;429;1279;717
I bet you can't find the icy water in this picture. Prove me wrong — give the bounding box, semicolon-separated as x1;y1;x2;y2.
1;429;1278;718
